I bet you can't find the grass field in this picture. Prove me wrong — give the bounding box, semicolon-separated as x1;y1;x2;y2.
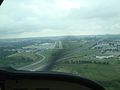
50;40;120;90
0;36;120;90
52;64;120;90
5;52;43;68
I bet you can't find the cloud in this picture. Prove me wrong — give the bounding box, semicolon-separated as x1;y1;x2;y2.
0;0;120;39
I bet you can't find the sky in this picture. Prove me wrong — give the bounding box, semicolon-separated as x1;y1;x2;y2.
0;0;120;39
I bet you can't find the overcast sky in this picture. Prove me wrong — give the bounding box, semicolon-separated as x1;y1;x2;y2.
0;0;120;39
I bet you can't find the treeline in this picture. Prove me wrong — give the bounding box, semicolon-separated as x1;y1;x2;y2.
64;60;109;65
0;47;17;60
0;40;34;48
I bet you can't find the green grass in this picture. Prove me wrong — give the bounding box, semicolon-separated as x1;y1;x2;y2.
0;38;120;90
0;52;43;68
52;64;120;90
50;40;120;90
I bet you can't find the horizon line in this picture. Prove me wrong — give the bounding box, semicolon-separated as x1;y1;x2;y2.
0;34;120;40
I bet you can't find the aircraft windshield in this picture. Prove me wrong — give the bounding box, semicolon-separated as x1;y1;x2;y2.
0;0;120;90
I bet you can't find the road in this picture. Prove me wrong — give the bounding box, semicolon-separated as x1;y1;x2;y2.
53;41;57;48
58;41;63;49
18;41;63;71
18;53;46;71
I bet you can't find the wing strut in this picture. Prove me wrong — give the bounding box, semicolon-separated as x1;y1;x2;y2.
0;0;4;6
